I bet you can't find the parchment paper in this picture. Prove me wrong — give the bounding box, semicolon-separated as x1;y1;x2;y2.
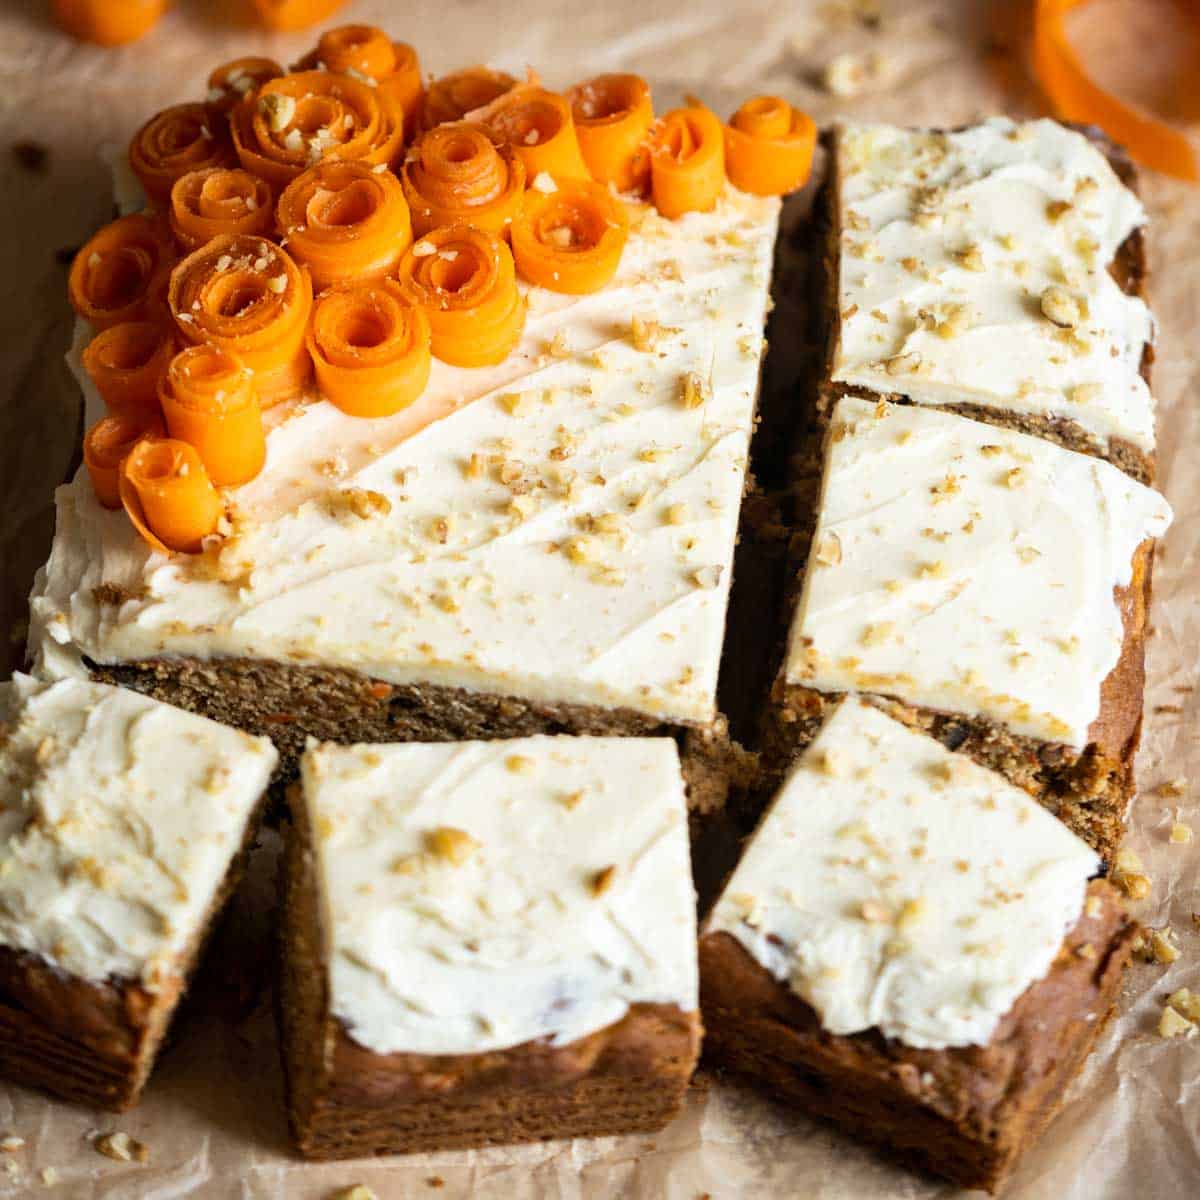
0;1;1196;1195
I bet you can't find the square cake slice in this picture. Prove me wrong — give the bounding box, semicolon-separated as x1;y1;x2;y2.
281;734;701;1159
702;698;1137;1193
0;674;276;1110
763;395;1171;858
822;117;1154;479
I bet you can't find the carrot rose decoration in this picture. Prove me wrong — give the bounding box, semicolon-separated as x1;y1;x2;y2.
231;70;402;190
83;412;163;509
206;57;284;123
511;180;628;294
160;346;266;487
170;167;274;251
69;213;174;331
723;96;815;196
568;74;654;193
649;103;726;219
120;438;223;554
169;234;313;405
422;67;516;130
401;123;525;238
81;321;175;419
307;282;432;418
479;86;591;182
129;103;232;209
250;0;347;33
277;159;413;290
52;0;165;46
393;226;526;368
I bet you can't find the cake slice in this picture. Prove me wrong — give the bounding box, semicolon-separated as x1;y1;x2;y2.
761;395;1171;858
702;698;1137;1193
820;118;1154;480
281;734;701;1159
0;674;276;1110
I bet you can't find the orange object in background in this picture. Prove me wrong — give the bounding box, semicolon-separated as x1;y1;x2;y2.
568;74;654;193
82;321;175;420
206;57;284;122
277;159;413;290
511;180;628;294
422;67;517;130
307;283;432;418
160;346;266;487
250;0;347;33
52;0;166;45
401;123;526;238
723;95;815;196
83;412;164;509
69;213;175;331
168;234;313;406
649;103;726;218
120;438;223;554
129;103;233;209
393;225;526;368
1032;0;1199;181
479;86;592;182
170;167;274;251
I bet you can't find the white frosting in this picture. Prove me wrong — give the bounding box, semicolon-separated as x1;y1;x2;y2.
300;735;697;1056
707;698;1100;1050
30;190;779;727
0;674;275;987
832;118;1155;453
785;397;1171;747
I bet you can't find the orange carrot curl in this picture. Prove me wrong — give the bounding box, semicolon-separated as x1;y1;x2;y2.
83;412;164;509
250;0;347;33
422;67;516;131
69;213;174;330
120;438;223;554
51;0;166;46
82;321;175;419
231;70;402;190
568;74;654;193
511;180;628;294
401;123;525;238
129;103;232;209
479;86;591;182
393;226;526;368
277;159;413;290
649;103;726;219
170;167;274;251
206;57;284;123
307;283;432;418
379;44;424;141
723;96;815;196
169;234;313;405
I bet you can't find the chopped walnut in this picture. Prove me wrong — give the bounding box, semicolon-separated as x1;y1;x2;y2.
336;489;391;520
814;533;843;567
425;827;480;866
1170;822;1194;845
884;351;921;376
679;371;708;409
94;1132;149;1163
860;899;893;924
258;92;296;132
1040;285;1084;328
1158;1005;1194;1039
590;865;617;896
505;754;535;775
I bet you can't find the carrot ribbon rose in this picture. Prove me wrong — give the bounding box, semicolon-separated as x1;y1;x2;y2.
393;226;526;368
307;282;432;418
120;438;223;554
69;213;174;330
511;179;628;294
169;234;313;405
83;412;163;509
568;74;654;193
206;57;284;122
401;123;525;238
277;159;413;290
129;103;232;209
160;346;266;487
723;96;815;196
81;321;175;419
422;67;516;130
170;167;274;251
479;86;591;182
52;0;165;46
649;103;726;219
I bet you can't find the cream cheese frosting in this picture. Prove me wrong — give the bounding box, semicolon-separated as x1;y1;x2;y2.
0;674;275;988
706;697;1099;1050
784;396;1172;747
300;734;697;1056
30;188;780;727
832;117;1155;453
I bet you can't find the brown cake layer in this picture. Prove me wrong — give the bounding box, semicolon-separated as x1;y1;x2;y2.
699;879;1136;1194
279;785;702;1160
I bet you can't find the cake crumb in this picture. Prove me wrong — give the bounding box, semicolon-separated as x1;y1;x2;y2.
1158;778;1187;797
505;754;535;775
590;865;617;896
425;827;480;866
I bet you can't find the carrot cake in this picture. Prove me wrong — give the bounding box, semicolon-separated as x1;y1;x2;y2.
0;673;276;1109
702;698;1137;1193
281;734;700;1158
